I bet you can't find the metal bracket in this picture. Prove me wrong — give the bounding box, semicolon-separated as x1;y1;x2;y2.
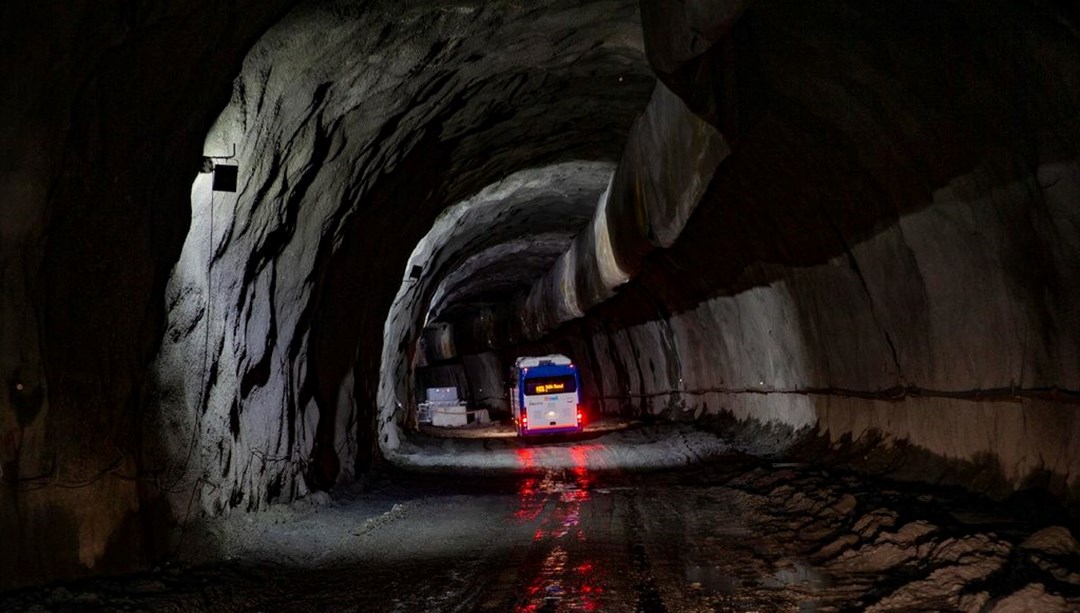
199;144;240;192
200;144;237;173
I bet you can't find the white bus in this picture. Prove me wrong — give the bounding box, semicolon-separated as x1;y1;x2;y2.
509;354;583;436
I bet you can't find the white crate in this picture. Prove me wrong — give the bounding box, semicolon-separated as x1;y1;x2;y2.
431;407;469;427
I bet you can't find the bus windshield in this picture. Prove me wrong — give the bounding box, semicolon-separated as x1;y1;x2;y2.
523;375;577;396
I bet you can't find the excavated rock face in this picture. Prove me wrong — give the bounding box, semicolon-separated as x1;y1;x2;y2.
1;0;299;589
150;0;652;516
534;0;1080;501
440;0;1080;505
380;161;617;425
3;0;1080;594
2;0;652;589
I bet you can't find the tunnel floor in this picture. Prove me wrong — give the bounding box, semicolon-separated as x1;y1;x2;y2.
391;423;731;473
417;416;638;440
4;440;1079;612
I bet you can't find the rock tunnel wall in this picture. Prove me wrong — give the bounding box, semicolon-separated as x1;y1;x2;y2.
3;0;654;589
150;0;652;518
570;172;1080;502
517;81;730;338
3;0;1079;593
379;160;618;439
392;0;1080;511
523;0;1080;506
422;0;1080;509
0;0;300;590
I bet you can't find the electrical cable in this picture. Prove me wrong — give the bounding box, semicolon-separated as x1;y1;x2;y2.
160;183;215;496
169;184;216;558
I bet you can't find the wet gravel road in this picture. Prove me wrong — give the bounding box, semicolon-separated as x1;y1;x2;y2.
3;451;1079;612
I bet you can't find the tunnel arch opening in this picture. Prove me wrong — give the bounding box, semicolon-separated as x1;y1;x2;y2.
149;0;1080;518
2;0;1080;593
376;160;617;448
150;0;656;515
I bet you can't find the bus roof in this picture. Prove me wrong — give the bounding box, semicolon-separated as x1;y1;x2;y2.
515;354;573;368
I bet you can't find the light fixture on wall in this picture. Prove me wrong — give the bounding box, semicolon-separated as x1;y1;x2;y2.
212;165;238;192
200;143;239;193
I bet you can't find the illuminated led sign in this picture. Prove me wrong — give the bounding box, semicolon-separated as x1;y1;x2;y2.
534;382;566;394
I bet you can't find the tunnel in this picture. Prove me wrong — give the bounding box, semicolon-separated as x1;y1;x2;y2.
2;0;1079;610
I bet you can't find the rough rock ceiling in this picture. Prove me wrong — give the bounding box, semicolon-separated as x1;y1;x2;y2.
151;0;653;518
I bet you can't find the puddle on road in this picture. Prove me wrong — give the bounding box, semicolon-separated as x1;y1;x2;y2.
512;458;607;613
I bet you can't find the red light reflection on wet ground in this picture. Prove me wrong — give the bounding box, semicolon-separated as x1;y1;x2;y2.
512;445;605;612
513;448;546;522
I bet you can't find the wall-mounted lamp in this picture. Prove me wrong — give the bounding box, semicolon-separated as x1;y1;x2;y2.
212;165;238;192
200;144;239;193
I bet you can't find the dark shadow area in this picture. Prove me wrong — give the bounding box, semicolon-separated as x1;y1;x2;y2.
585;0;1080;329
